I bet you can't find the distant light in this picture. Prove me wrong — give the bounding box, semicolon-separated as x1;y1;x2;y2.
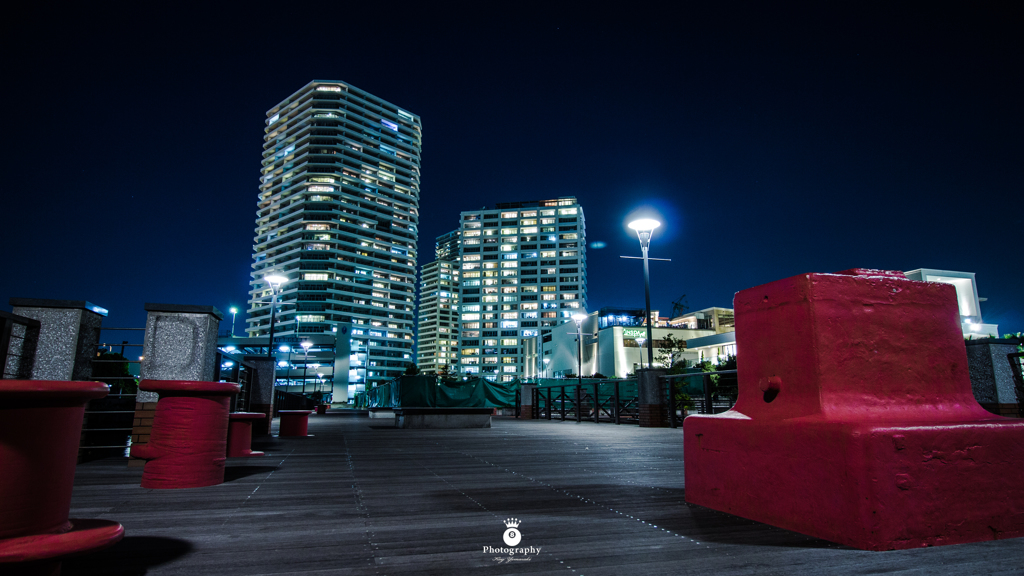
628;219;661;232
589;241;606;249
224;346;236;352
278;361;288;367
301;341;313;350
571;312;588;323
971;324;982;332
279;345;290;352
223;361;234;368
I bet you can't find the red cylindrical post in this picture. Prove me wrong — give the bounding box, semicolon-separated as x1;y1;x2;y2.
227;412;266;457
278;410;313;437
0;381;124;572
131;380;241;489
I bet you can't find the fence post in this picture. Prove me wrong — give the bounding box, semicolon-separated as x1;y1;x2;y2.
703;374;714;414
668;377;677;428
614;381;621;424
558;386;564;421
575;384;581;423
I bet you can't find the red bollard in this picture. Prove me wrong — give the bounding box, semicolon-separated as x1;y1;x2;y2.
227;412;266;457
130;380;240;489
278;410;313;437
0;381;124;573
684;269;1024;550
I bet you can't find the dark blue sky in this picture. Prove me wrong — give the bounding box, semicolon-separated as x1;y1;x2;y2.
2;3;1021;335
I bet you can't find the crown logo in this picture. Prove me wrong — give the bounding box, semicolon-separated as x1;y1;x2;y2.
504;518;520;529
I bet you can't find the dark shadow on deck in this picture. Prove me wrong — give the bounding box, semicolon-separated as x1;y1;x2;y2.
63;536;193;575
223;465;279;481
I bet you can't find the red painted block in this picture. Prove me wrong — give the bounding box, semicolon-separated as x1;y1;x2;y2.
227;412;266;457
0;381;125;572
278;410;313;437
131;380;240;489
684;269;1024;550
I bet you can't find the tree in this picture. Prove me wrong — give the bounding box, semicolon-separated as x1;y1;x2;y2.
91;351;137;394
654;334;688;369
404;362;420;376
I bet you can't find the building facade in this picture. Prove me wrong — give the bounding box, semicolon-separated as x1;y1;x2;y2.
457;197;587;381
246;80;422;399
416;230;461;373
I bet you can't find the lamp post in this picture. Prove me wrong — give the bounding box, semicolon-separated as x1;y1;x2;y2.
571;312;588;389
264;274;288;359
301;341;312;394
229;307;238;337
543;357;550;379
635;336;647;371
628;219;660;368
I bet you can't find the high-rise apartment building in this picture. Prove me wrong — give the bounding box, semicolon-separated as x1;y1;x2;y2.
457;197;586;381
416;230;461;373
246;80;422;397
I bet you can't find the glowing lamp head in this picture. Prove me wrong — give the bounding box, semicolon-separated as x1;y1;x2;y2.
635;337;647;346
229;307;238;314
301;341;313;351
571;312;588;324
265;274;288;289
224;345;236;352
628;218;661;232
279;345;290;352
277;360;288;367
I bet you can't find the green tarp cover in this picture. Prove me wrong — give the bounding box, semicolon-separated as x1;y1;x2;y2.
358;376;519;409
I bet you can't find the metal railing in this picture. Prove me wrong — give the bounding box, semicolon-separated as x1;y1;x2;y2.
214;352;257;413
531;380;639;424
80;327;145;460
662;370;738;428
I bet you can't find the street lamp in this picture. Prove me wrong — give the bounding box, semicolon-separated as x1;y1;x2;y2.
628;218;660;368
543;357;550;379
229;307;238;337
571;312;588;389
635;336;647;371
264;274;288;358
301;341;312;393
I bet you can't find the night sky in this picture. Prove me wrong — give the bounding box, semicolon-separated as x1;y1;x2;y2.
2;4;1021;337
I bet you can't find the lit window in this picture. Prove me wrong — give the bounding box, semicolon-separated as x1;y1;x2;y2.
501;212;518;218
381;119;398;131
503;366;517;373
268;113;280;124
541;251;556;258
558;208;578;215
501;339;518;345
462;314;480;321
306;243;329;250
308;185;335;192
501;228;518;235
521;227;538;234
303;273;329;281
306;224;329;231
559;233;578;240
317;85;342;92
296;315;325;323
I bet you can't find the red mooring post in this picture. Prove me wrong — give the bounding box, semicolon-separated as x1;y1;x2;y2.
278;410;313;437
227;412;267;457
0;381;124;573
130;380;241;489
684;269;1024;550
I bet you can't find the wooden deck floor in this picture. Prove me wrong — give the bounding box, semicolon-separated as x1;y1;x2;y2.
64;413;1024;575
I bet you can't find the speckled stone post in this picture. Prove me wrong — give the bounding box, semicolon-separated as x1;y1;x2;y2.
129;304;223;466
245;356;276;435
9;298;107;381
966;339;1023;416
637;368;668;427
519;384;535;419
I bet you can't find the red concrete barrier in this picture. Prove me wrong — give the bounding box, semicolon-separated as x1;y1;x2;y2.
131;380;241;489
0;381;125;573
279;410;313;437
684;269;1024;550
227;412;266;457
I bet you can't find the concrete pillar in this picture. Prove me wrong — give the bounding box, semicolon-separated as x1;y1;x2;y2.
129;304;222;466
246;356;276;435
520;384;535;419
637;367;668;427
966;339;1023;417
9;298;107;381
1;310;40;379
